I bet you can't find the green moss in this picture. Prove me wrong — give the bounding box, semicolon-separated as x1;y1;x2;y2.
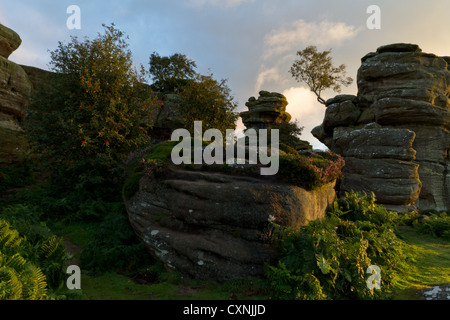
145;141;179;161
122;172;144;200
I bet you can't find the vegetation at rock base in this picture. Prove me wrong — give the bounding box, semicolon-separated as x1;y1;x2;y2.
265;192;417;300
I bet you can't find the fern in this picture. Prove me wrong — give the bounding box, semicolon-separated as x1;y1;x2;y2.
0;220;49;300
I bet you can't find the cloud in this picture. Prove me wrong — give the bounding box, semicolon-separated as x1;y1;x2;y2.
263;19;361;59
254;66;288;93
282;86;327;150
186;0;255;8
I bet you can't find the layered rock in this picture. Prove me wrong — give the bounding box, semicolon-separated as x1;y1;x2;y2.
0;24;21;59
125;168;336;282
313;43;450;212
0;25;32;165
240;91;292;130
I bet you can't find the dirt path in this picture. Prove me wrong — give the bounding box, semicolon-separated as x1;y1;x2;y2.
61;235;83;266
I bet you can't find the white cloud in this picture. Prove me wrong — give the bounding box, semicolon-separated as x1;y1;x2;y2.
263;19;360;59
187;0;255;8
254;66;287;93
282;86;328;150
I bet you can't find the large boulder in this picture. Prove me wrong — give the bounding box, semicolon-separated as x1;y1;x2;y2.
125;168;336;282
313;43;450;212
0;25;32;166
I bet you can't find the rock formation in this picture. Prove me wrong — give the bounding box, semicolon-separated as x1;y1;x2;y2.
125;92;337;282
0;24;32;165
240;91;292;130
313;43;450;212
125;168;336;282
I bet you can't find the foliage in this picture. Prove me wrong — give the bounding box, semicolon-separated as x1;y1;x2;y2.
178;74;239;136
149;52;197;92
266;192;414;300
271;120;311;151
0;205;68;291
413;212;450;240
123;173;144;200
0;159;35;193
23;24;157;201
277;152;344;190
290;46;353;105
80;210;153;275
0;219;63;300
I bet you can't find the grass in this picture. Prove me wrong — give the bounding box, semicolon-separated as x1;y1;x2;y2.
50;220;269;300
391;226;450;299
79;272;269;300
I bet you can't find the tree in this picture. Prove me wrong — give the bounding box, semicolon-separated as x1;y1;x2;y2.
178;74;239;135
24;24;157;195
149;52;197;92
289;46;353;105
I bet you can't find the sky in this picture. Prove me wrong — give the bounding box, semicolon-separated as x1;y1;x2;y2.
2;0;450;149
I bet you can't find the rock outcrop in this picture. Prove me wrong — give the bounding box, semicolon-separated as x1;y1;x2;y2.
240;91;292;130
313;43;450;212
125;168;336;282
0;24;32;165
0;24;21;59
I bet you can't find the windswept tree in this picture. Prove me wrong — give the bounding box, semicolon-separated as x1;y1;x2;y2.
289;46;353;105
149;52;197;92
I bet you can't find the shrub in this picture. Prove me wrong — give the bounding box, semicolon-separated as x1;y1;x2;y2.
0;160;35;193
414;212;450;240
277;152;344;190
123;173;144;200
266;192;414;300
80;210;153;274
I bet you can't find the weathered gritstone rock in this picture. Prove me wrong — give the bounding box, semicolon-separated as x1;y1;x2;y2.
240;91;292;131
0;24;21;59
313;43;450;212
0;25;33;165
125;169;336;282
0;57;32;126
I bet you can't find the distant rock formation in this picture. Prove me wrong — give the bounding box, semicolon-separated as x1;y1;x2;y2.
313;43;450;212
240;91;291;130
0;24;32;165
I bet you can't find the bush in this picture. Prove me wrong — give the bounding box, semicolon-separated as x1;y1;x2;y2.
0;160;35;193
80;208;153;274
277;151;344;190
266;192;414;300
414;212;450;240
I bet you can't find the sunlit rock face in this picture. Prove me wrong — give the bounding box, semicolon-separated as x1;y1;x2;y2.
313;43;450;212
